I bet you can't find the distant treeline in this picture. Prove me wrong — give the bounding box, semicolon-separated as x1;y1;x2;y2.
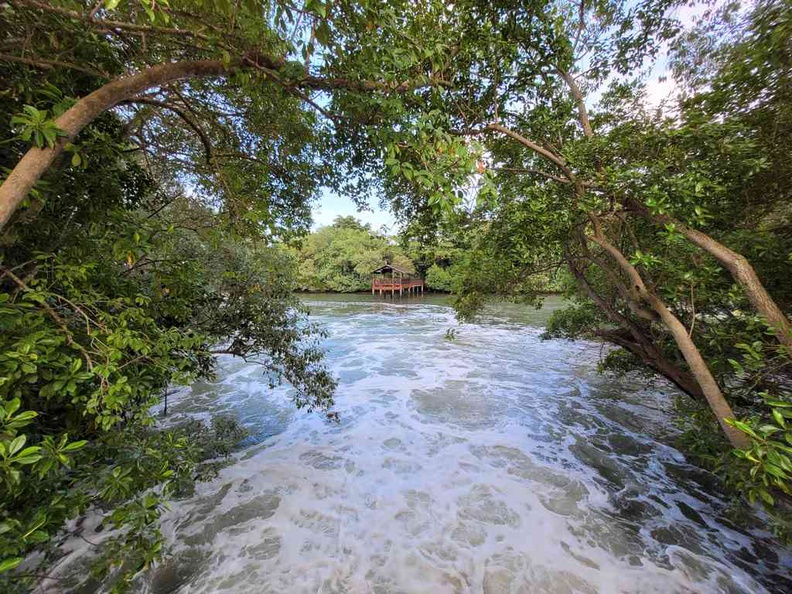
289;216;563;294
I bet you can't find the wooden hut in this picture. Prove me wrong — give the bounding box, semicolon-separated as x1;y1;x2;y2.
371;264;424;297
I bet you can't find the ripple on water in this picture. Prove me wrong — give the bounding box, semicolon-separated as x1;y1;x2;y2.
109;298;792;594
299;450;349;470
483;549;598;594
181;490;281;547
410;381;512;429
458;484;521;528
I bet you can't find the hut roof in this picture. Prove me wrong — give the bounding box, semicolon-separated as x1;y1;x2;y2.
371;264;411;275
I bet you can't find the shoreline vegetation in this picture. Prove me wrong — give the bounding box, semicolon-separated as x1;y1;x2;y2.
289;216;564;294
295;289;566;295
0;0;791;591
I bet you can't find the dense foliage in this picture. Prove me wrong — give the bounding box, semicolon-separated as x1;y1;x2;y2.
0;126;335;593
0;1;344;590
292;216;414;292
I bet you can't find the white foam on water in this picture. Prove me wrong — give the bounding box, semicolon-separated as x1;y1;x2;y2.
122;300;792;593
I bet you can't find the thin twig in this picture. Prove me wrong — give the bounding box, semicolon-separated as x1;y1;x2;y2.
121;98;213;164
0;52;109;77
0;266;95;370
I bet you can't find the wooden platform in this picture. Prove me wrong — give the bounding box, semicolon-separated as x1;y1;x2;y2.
372;277;424;297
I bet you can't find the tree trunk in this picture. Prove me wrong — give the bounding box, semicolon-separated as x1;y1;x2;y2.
586;218;751;449
646;290;750;447
547;69;752;448
557;68;593;138
628;201;792;350
567;253;706;401
491;102;752;446
0;60;231;230
682;228;791;348
558;67;790;353
595;327;707;401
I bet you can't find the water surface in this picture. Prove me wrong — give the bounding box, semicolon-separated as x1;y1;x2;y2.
141;295;791;593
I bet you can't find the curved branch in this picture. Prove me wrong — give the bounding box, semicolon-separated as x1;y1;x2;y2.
579;234;657;322
485;123;571;173
1;266;94;371
557;67;593;138
0;52;109;77
627;200;792;350
13;0;217;43
565;251;704;399
572;0;587;55
0;52;439;230
0;60;230;230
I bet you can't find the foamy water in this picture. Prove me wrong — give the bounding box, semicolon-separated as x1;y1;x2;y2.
128;296;792;593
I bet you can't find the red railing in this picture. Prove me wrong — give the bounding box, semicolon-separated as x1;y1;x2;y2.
372;278;424;289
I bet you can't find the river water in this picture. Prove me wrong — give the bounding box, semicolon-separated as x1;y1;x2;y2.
139;295;790;593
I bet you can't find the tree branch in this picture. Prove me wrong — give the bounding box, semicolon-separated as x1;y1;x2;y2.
556;67;593;138
572;0;587;55
0;59;230;230
13;0;218;43
626;198;792;349
584;213;749;448
0;52;109;77
122;98;213;164
1;266;95;370
493;166;572;184
485;123;571;172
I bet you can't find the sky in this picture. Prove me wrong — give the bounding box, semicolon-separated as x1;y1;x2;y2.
311;1;717;233
311;187;396;231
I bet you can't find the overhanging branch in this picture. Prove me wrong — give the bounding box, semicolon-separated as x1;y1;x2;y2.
0;53;109;78
121;98;213;164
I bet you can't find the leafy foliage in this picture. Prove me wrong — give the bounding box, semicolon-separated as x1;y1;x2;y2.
0;196;335;591
0;2;338;587
293;216;413;292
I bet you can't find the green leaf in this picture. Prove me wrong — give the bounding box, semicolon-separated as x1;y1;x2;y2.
5;398;21;415
62;440;87;452
0;557;22;573
12;411;37;424
759;489;775;506
766;400;792;408
315;22;331;46
9;435;26;456
14;453;42;465
15;446;40;458
764;464;788;479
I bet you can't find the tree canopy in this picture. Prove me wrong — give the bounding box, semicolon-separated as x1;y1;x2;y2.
292;216;414;292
